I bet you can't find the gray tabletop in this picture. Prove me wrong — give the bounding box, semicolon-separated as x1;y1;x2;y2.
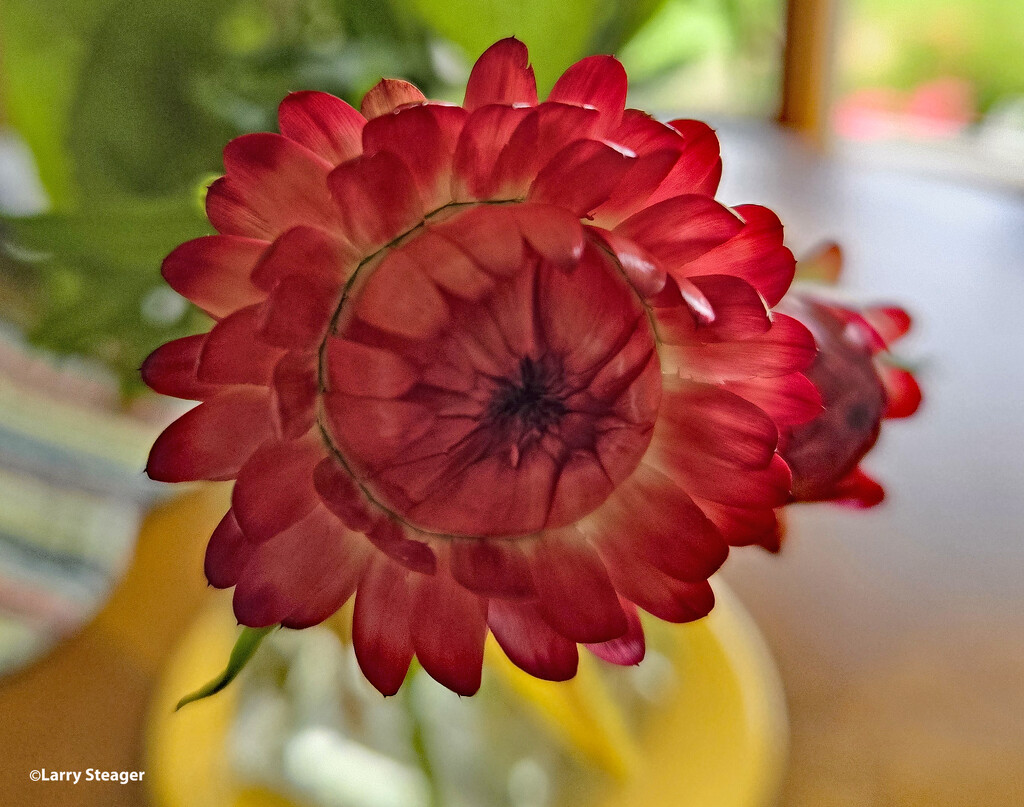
716;123;1024;807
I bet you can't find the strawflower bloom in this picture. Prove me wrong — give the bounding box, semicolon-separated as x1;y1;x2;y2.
779;244;922;509
144;38;821;696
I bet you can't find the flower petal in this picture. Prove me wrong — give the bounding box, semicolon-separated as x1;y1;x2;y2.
488;600;579;681
724;372;824;427
353;557;416;696
278;91;365;165
363;104;467;210
616;195;742;272
271;352;319;439
531;529;628;644
250;225;358;292
548;55;628;133
644;119;722;202
464;37;538;111
233;506;364;627
864;305;913;345
452;104;533;200
880;364;922;418
198;304;284;386
259;275;340;351
141;335;216;401
327;150;424;251
585;598;645;666
411;568;488;696
686;274;771;342
205;510;252;589
146;388;273;482
161;235;267;319
450;539;534;599
207;133;338;239
658;380;779;469
664;313;817;380
359;78;426;119
680;205;795;308
528;139;633;218
584;463;728;582
231;435;324;542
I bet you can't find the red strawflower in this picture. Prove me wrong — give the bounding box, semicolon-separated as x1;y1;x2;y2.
779;245;922;509
143;39;818;696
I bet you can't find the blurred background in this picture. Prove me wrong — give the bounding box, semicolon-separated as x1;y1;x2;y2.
0;0;1022;805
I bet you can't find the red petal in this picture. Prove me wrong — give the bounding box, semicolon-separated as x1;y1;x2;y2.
450;539;534;598
328;150;424;251
658;381;779;469
691;496;782;551
313;457;377;533
489;600;579;682
430;204;524;276
353;558;416;696
411;569;488;696
864;305;913;345
259;275;339;351
363;104;467;210
488;103;601;198
644;119;722;202
824;466;886;508
511;203;584;270
231;435;324;542
141;335;216;401
161;235;267;319
325;337;419;398
452;104;533;200
278;91;364;165
146;388;273;482
528;139;633;218
271;352;319;439
687;274;771;342
676;205;796;308
584;464;728;582
880;364;922;418
207;133;338;239
204;510;252;589
250;225;358;292
587;227;666;298
548;55;628;133
198;304;284;385
233;506;364;627
363;516;437;576
616;195;742;271
591;147;679;226
585;598;645;666
724;372;824;427
359;78;426;119
531;530;628;644
464;37;538;111
666;313;817;381
349;247;450;340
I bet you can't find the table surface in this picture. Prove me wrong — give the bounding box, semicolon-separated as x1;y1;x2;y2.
2;124;1023;807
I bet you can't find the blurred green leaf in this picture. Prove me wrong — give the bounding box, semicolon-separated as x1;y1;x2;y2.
4;194;211;395
396;0;604;91
69;0;236;197
176;626;275;711
0;0;119;204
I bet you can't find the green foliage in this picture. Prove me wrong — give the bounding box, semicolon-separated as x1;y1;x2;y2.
175;625;275;710
0;0;679;393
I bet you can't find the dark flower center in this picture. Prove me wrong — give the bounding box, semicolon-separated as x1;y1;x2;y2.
487;356;567;435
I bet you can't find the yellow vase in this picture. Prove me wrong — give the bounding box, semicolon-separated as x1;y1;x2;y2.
147;579;787;807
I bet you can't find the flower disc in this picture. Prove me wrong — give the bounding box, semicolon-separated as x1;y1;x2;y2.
322;209;660;537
